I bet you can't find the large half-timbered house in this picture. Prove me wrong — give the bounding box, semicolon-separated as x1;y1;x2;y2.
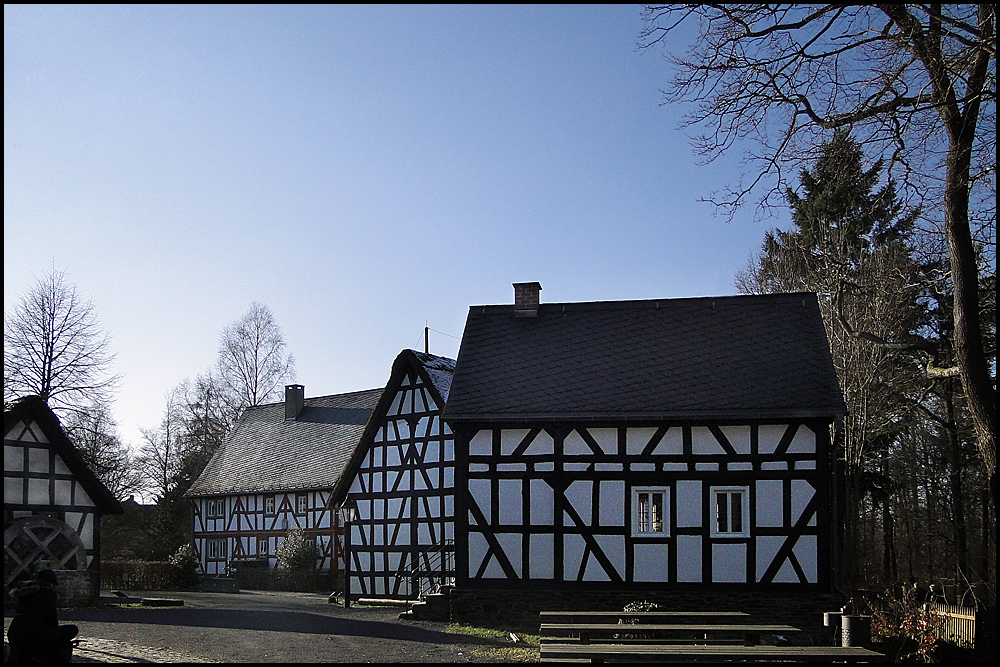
185;386;381;577
4;396;122;603
330;349;455;602
440;284;847;621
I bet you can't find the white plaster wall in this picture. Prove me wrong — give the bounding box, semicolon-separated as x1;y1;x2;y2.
634;542;670;582
758;424;787;454
529;534;554;579
692;427;724;455
652;428;683;455
712;543;746;582
675;480;702;528
756;480;784;527
719;425;751;454
676;535;702;582
599;481;625;526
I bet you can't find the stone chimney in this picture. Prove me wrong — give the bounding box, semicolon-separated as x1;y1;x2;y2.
285;384;305;421
513;282;542;317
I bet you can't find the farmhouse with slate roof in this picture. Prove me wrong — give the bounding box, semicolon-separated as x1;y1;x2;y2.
185;387;381;576
440;283;847;622
4;395;123;604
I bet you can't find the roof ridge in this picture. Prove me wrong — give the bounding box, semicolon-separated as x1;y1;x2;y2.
468;292;818;312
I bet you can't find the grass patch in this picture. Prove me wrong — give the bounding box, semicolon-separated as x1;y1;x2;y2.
446;623;541;663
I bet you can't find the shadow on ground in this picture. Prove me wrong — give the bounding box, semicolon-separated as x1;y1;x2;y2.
58;606;503;647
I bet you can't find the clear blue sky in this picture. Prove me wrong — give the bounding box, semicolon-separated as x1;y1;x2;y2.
5;5;781;449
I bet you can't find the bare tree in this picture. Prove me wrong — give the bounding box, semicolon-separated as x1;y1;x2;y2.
4;266;120;415
641;4;996;507
137;389;185;502
171;371;235;488
217;302;295;410
64;400;144;501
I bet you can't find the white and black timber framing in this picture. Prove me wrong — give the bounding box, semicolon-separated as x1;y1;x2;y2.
185;387;382;577
441;289;848;597
451;420;833;588
4;396;123;586
330;349;455;603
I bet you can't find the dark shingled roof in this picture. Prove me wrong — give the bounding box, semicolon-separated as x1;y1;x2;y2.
441;292;846;422
185;388;382;497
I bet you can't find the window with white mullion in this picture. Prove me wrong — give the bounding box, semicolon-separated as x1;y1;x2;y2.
710;486;750;538
632;487;670;537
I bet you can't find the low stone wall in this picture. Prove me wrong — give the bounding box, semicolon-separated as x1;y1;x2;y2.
199;577;240;593
52;568;100;607
450;587;843;637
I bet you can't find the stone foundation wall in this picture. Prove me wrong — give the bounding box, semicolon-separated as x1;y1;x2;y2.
450;587;844;638
52;568;100;607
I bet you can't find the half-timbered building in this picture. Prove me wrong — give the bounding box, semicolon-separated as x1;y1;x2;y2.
4;396;122;603
330;349;455;603
185;386;381;577
440;283;847;622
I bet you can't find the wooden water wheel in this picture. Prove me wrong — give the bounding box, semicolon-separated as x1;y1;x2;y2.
4;516;87;586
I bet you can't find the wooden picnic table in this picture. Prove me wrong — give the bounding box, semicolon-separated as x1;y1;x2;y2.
540;622;802;646
540;642;888;663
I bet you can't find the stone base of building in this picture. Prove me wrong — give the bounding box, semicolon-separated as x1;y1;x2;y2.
449;586;845;637
51;568;100;607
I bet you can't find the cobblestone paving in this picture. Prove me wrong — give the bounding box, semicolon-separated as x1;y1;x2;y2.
72;637;219;663
6;638;217;663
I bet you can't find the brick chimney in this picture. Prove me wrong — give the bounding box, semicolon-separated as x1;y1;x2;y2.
285;384;305;421
513;282;542;317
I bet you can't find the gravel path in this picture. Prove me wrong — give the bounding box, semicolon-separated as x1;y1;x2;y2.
4;590;497;663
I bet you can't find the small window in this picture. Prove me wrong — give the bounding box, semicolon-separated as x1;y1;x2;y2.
711;486;750;538
264;495;276;515
296;493;308;515
206;498;225;519
632;487;670;537
258;538;268;556
206;539;227;560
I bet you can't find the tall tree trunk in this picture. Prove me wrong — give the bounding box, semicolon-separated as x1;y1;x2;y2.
940;54;997;521
942;382;969;592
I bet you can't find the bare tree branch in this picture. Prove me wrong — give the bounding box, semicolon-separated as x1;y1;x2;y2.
4;265;120;415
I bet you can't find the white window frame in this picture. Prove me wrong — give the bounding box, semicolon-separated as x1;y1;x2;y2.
257;538;269;556
632;487;670;537
296;493;309;515
264;495;276;515
206;498;225;519
206;538;227;560
710;486;750;538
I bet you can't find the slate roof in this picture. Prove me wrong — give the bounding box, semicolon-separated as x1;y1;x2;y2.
328;349;455;506
410;349;456;403
441;292;846;422
185;388;383;497
4;395;123;514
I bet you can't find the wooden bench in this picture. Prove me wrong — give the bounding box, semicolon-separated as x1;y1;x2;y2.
540;642;888;663
540;622;802;647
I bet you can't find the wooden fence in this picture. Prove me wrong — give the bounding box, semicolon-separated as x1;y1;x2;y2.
926;602;982;649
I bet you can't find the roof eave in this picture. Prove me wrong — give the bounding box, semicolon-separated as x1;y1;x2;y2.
442;409;847;424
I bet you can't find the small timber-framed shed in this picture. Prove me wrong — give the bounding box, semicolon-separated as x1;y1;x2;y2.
4;395;122;602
